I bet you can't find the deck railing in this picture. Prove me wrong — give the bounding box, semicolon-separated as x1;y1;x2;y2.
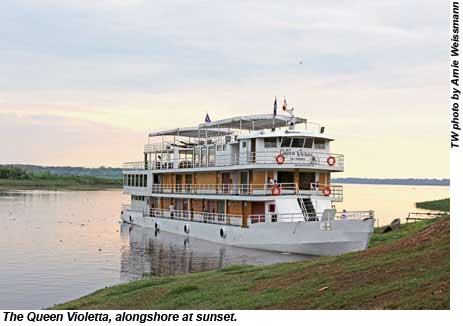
123;151;344;171
151;182;343;200
145;208;243;227
249;210;374;224
121;205;373;226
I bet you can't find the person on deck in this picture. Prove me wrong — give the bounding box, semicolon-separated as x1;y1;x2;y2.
341;209;348;220
169;203;174;218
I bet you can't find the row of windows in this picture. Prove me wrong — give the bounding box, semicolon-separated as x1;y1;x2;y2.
124;174;147;187
131;195;145;201
264;137;326;149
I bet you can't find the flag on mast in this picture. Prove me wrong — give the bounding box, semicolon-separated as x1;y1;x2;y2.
205;113;211;123
282;97;287;111
273;97;277;116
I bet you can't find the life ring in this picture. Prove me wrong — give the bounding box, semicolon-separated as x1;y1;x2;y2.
322;186;331;196
275;154;285;165
271;185;281;196
327;156;336;166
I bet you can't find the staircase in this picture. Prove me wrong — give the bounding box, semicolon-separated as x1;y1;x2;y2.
295;184;316;221
301;198;316;220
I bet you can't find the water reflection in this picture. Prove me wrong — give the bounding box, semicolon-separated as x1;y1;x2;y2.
119;223;308;281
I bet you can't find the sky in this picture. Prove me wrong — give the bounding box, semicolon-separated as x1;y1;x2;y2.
0;0;449;178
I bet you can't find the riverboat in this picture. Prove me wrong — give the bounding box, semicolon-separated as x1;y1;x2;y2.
121;110;374;255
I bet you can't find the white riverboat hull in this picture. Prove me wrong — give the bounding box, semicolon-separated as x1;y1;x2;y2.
121;210;374;256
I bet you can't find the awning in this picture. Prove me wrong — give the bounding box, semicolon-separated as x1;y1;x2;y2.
199;114;307;130
149;127;233;138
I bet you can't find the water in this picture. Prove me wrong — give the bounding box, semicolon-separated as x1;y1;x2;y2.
0;190;307;309
0;184;449;309
336;184;449;226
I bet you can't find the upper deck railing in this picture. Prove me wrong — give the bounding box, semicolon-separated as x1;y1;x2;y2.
123;151;344;171
151;182;343;200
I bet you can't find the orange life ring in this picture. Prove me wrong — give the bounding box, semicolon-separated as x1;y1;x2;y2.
327;156;336;166
271;185;281;196
275;154;285;165
322;186;331;196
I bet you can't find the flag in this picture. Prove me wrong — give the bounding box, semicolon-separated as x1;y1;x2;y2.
205;113;211;123
282;97;287;111
273;98;277;116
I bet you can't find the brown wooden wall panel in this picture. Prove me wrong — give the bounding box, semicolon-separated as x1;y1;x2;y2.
161;198;172;209
252;171;266;186
162;174;173;185
191;199;203;212
294;169;300;185
195;172;217;184
251;202;265;215
319;173;326;185
227;201;243;216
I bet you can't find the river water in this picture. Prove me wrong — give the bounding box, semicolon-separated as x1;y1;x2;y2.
0;184;448;309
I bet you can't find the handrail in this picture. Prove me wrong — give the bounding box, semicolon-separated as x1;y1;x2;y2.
248;210;374;224
295;183;310;221
150;182;343;200
152;182;298;196
123;151;344;170
145;208;243;226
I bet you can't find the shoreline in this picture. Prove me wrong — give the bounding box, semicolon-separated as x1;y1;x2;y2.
0;179;122;191
51;214;449;310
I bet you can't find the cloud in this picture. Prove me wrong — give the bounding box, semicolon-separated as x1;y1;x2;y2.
0;0;449;177
0;113;144;167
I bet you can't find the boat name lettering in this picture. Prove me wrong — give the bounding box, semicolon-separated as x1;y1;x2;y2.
279;148;317;161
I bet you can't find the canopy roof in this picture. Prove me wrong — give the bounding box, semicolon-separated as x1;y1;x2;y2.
149;127;232;138
199;114;307;130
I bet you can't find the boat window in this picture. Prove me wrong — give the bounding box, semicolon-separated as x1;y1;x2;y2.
314;138;326;149
194;148;200;167
201;147;207;166
264;137;278;148
280;137;292;147
217;200;225;214
291;138;305;148
208;146;216;166
241;141;247;148
304;137;313;148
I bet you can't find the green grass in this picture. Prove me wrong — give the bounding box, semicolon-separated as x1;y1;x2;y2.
52;216;450;310
416;198;450;212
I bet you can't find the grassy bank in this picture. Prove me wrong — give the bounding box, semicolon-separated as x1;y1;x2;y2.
0;166;121;190
416;198;450;212
53;216;449;310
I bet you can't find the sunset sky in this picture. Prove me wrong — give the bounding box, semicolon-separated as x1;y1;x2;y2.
0;0;448;178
